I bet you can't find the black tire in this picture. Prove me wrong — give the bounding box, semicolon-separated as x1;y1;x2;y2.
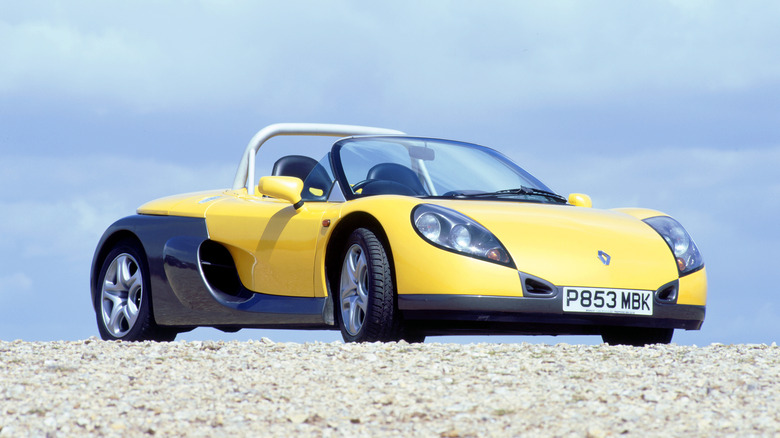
94;240;176;342
401;329;426;344
336;228;402;342
601;327;673;346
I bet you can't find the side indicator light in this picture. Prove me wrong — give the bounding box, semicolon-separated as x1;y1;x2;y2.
486;248;509;263
676;257;686;272
322;219;331;227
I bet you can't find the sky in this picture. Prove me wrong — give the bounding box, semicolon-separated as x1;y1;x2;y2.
1;1;778;345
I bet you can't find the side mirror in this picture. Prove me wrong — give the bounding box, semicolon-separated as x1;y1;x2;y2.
257;176;304;209
568;193;592;208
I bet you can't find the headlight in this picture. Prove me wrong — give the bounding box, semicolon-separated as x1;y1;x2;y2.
415;212;441;240
644;216;704;275
412;204;515;268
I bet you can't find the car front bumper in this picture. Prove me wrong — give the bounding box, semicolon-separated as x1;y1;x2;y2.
398;292;705;336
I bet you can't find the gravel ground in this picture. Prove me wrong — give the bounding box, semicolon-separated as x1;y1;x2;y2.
1;339;778;437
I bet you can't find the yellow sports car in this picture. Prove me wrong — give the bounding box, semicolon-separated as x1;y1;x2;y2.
91;123;706;345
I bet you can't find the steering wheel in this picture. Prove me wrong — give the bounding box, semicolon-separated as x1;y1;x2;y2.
350;179;373;193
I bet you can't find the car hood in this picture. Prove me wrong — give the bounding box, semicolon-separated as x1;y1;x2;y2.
430;200;678;291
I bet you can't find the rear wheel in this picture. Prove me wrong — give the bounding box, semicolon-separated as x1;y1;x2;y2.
95;241;176;341
601;327;673;346
337;228;402;342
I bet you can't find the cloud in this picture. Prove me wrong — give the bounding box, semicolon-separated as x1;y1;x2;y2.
2;1;779;114
522;145;780;215
0;155;234;264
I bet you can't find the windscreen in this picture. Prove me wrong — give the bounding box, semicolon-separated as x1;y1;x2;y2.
334;137;555;200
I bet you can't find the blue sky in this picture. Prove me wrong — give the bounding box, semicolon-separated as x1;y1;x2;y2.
1;1;778;345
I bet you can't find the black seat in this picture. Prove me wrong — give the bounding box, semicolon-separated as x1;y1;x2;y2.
366;163;427;196
301;163;333;201
272;155;333;201
272;155;319;180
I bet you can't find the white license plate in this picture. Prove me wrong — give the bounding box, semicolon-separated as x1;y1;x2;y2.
562;288;653;315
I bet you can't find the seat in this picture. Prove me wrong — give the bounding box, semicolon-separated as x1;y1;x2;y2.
301;163;333;201
271;155;333;201
271;155;319;180
365;163;427;196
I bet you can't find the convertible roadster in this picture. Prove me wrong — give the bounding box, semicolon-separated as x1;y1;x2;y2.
91;123;706;345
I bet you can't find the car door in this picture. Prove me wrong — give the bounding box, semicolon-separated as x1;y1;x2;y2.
204;194;329;297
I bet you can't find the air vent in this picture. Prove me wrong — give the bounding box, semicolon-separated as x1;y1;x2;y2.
524;278;555;296
655;282;678;303
199;240;251;300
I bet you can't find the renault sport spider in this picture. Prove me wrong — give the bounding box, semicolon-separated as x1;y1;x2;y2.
91;123;706;345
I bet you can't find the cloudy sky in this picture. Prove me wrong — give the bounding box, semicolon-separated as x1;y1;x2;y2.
1;1;778;345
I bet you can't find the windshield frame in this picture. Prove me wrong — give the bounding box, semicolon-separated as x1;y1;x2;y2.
331;135;557;202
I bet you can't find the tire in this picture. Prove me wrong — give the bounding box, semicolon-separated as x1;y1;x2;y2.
401;329;426;344
601;327;673;346
95;240;176;342
337;228;402;342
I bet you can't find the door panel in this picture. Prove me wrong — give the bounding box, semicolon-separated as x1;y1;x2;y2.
205;196;328;297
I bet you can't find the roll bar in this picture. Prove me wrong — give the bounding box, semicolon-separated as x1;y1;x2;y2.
231;123;405;191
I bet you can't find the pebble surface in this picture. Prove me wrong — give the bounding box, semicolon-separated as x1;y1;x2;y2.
1;339;778;437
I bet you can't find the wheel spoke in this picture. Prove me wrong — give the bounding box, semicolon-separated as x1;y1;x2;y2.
126;268;142;292
341;270;358;306
102;278;123;293
349;297;364;334
102;261;123;293
347;248;363;286
125;284;141;326
341;287;355;307
353;249;368;307
107;301;127;334
356;278;368;313
102;288;124;306
117;256;134;288
123;303;138;328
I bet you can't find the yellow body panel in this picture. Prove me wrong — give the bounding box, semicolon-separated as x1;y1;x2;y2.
337;199;677;294
203;195;330;297
677;267;707;306
612;207;668;221
137;190;235;217
452;202;678;291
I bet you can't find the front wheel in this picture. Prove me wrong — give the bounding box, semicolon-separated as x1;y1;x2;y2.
601;327;673;346
95;241;176;341
337;228;401;342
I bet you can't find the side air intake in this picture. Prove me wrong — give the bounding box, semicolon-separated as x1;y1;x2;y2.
199;241;252;302
655;280;679;303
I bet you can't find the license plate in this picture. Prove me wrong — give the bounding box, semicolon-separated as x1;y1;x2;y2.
562;288;653;315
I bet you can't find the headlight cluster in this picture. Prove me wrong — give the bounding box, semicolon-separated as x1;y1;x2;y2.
412;204;514;268
644;216;704;275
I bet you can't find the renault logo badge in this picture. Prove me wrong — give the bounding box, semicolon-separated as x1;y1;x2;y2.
598;250;611;266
